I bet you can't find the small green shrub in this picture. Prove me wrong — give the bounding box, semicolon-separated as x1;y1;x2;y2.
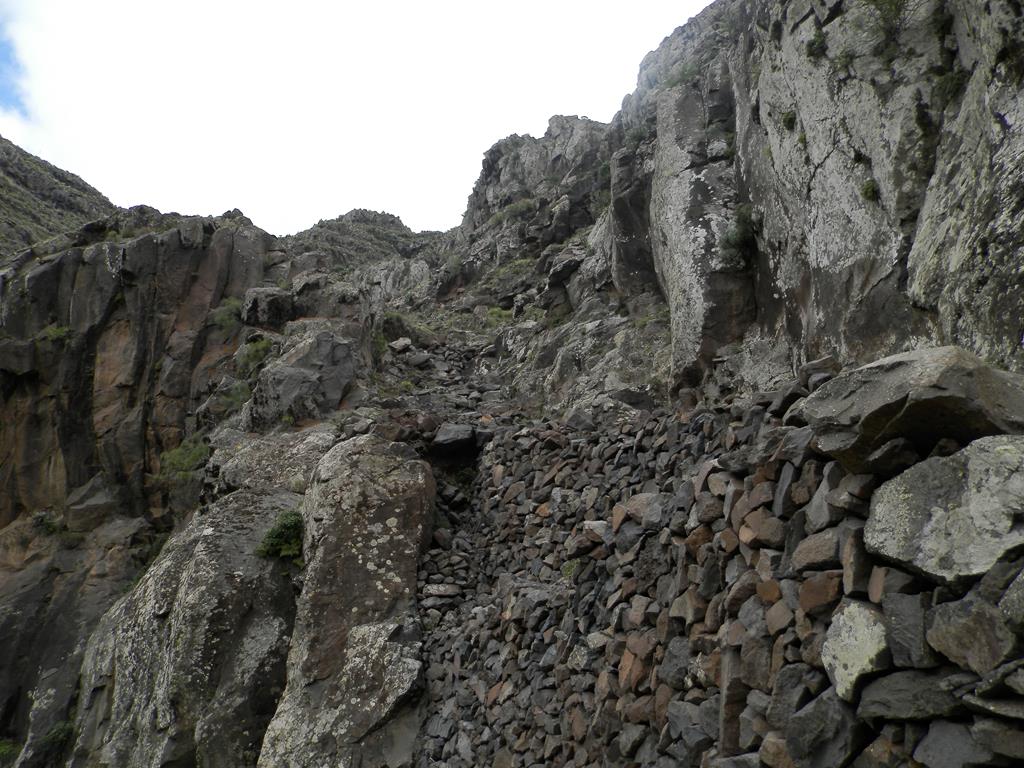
485;307;514;327
256;510;303;560
543;302;573;329
561;558;582;579
487;198;535;228
521;305;546;323
159;437;210;477
933;68;970;107
590;188;611;216
210;297;242;332
807;29;828;60
860;0;926;40
861;178;881;202
236;338;272;377
835;48;856;71
37;722;74;760
781;111;797;131
720;204;758;264
371;330;388;362
0;740;20;766
625;126;648;151
665;62;699;88
218;381;251;413
31;512;59;536
634;305;671;331
38;324;71;344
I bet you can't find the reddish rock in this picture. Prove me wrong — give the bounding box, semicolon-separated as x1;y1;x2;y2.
799;571;843;614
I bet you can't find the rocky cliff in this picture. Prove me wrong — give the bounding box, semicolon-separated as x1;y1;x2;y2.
1;0;1023;767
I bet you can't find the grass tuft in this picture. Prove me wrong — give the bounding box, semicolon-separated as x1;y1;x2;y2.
256;510;304;560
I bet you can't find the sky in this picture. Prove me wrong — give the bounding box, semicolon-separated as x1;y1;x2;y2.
0;1;713;235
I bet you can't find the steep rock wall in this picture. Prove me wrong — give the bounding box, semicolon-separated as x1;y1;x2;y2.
0;208;277;527
461;0;1024;387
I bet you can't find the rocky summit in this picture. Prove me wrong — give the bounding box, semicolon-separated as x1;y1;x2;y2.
1;1;1023;767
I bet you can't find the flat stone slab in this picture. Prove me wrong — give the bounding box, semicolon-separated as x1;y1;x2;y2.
788;346;1024;472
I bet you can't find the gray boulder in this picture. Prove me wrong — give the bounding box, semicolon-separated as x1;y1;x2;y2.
244;331;357;430
242;286;294;328
431;422;477;454
64;473;123;532
913;721;993;768
821;600;891;701
71;489;300;767
865;435;1024;584
786;687;867;768
788;347;1024;473
208;423;338;496
856;670;967;721
925;594;1016;675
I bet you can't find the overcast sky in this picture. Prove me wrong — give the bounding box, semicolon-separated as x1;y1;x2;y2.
0;1;712;235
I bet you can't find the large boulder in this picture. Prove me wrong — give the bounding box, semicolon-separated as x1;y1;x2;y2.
856;670;967;721
257;435;435;768
786;687;867;768
865;435;1024;584
207;423;339;496
244;331;357;430
788;347;1024;473
925;594;1016;675
70;489;300;767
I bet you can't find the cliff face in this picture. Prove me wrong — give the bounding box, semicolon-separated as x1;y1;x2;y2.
457;0;1023;388
1;1;1023;767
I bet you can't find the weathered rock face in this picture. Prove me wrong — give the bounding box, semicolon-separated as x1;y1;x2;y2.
0;514;159;765
258;434;434;768
730;0;1023;376
0;208;277;526
456;0;1024;385
69;489;300;768
0;134;115;257
243;331;357;430
2;0;1024;766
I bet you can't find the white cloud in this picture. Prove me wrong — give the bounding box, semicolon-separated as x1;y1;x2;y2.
0;0;712;234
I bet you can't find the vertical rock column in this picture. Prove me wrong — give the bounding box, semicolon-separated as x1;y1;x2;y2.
258;435;435;768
